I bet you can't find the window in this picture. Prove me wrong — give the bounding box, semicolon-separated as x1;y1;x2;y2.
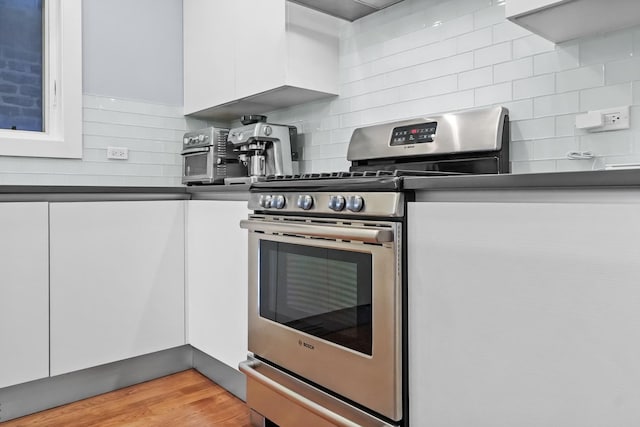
0;0;43;132
0;0;81;158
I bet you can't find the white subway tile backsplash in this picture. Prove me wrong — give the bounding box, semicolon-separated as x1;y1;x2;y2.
82;95;183;118
340;111;364;128
458;67;493;90
533;43;579;75
502;99;533;121
580;83;633;111
533;137;578;160
511;117;555;141
556;65;604;93
386;53;474;88
580;131;633;156
475;82;512;106
511;160;557;173
492;21;531;44
474;42;512;68
330;128;354;144
473;4;505;30
605;57;640;85
510;140;534;161
457;28;493;53
555;114;583;137
513;74;555;100
494;57;532;83
533;92;579;118
83;122;184;142
441;15;475;40
83;109;188;131
579;30;633;66
513;35;555;59
350;89;400;112
341;75;386;98
555;159;598;172
397;75;458;100
381;26;442;59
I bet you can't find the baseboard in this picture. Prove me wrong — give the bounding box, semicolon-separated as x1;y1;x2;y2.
192;347;247;401
0;345;244;423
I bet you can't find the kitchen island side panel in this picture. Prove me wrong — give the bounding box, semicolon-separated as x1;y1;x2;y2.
408;201;640;427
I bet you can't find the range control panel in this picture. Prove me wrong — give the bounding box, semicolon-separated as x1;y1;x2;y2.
248;192;404;218
390;122;437;146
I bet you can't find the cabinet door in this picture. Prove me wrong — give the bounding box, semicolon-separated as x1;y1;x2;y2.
234;0;287;100
186;200;248;370
50;201;185;376
408;202;640;427
183;0;236;113
0;203;49;388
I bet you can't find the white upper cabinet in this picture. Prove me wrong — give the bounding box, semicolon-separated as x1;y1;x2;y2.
183;0;343;121
506;0;640;43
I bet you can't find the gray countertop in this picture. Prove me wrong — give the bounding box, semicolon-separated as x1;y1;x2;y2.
1;169;639;202
0;184;250;202
404;169;640;191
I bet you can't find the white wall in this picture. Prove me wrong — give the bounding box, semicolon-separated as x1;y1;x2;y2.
82;0;183;106
265;0;640;174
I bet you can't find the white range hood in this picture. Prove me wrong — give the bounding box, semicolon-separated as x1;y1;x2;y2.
506;0;640;43
289;0;403;21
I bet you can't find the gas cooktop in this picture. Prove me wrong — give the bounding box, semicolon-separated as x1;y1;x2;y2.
251;170;464;192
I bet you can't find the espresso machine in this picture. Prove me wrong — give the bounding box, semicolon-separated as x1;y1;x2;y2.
225;115;297;184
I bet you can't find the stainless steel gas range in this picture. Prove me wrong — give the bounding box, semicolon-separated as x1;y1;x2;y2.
239;106;510;427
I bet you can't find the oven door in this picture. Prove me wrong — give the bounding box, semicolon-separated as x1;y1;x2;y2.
241;214;402;422
181;146;214;184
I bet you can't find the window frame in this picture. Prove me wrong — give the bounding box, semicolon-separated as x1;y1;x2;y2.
0;0;82;159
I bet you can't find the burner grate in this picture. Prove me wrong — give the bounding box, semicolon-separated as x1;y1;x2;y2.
263;169;461;182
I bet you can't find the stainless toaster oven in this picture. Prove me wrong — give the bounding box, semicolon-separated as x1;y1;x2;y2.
181;127;246;185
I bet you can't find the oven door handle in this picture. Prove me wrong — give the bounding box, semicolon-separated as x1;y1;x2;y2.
239;360;363;427
239;219;394;243
181;146;210;155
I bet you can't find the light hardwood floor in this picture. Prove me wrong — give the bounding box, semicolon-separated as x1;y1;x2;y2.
0;370;252;427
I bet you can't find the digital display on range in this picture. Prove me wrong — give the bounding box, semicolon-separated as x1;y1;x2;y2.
390;122;437;146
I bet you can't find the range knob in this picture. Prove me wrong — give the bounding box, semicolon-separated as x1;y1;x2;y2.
259;195;273;209
264;125;272;136
328;195;345;211
346;195;364;212
297;195;314;210
272;195;286;209
198;134;206;143
183;137;189;145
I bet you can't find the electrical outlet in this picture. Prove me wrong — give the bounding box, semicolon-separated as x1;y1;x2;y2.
107;147;128;160
595;106;630;132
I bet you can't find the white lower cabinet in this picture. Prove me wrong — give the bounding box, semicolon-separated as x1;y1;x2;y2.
186;200;248;370
0;203;49;388
408;201;640;427
49;201;186;376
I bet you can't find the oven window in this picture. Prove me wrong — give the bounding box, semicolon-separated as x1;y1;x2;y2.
184;154;208;177
260;241;373;355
